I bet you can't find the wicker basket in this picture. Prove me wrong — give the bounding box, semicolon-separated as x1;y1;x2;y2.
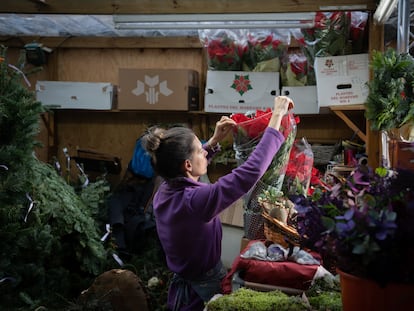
262;210;301;248
311;144;337;166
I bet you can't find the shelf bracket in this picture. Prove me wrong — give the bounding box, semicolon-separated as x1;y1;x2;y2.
329;105;367;143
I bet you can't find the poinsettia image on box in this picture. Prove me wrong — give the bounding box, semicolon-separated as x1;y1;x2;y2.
230;74;253;96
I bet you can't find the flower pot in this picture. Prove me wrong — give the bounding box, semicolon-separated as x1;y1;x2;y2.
338;269;414;311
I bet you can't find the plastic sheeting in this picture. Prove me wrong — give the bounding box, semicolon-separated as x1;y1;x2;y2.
0;13;199;37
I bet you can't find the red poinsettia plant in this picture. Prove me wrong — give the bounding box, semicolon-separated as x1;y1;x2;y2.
199;29;246;71
231;108;299;239
281;49;309;86
231;109;299;190
283;138;314;196
298;11;352;85
243;31;288;72
231;108;272;142
349;11;369;54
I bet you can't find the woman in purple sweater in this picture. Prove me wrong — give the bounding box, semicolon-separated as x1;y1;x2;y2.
141;96;294;310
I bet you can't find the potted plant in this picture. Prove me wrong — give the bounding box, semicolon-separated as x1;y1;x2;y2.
290;166;414;310
258;186;293;224
365;48;414;140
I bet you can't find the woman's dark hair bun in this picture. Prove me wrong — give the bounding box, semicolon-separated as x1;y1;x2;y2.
141;126;165;154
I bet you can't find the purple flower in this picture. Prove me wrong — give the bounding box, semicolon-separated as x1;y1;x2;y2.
292;166;414;285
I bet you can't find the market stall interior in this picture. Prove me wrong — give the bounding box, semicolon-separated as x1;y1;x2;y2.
1;1;414;310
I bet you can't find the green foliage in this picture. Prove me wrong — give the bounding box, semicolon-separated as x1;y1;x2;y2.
206;288;309;311
365;48;414;131
0;45;113;310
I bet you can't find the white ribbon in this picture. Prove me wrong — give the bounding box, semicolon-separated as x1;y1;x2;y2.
0;277;16;284
100;223;111;242
24;193;35;223
75;162;89;188
112;253;124;267
8;64;31;87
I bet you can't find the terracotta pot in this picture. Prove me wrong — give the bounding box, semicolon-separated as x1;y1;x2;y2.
338;269;414;311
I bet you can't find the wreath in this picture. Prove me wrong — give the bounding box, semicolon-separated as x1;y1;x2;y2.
365;48;414;131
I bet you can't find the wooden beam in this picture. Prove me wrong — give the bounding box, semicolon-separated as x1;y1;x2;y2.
367;13;384;169
330;105;367;143
0;36;202;49
0;0;377;14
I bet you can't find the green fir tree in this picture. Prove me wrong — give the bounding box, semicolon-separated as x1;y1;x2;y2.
0;45;111;310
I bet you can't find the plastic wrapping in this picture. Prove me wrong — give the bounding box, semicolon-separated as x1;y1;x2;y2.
231;110;298;239
283;137;314;196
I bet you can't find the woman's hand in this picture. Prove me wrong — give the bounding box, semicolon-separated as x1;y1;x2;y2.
208;116;236;147
268;96;295;130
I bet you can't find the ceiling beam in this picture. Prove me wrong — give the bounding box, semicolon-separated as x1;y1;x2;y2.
0;0;377;14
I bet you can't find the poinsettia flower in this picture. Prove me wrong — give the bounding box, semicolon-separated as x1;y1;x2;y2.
231;109;271;139
244;31;288;71
200;30;246;71
231;113;250;124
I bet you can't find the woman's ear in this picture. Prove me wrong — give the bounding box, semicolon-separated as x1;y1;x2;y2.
183;159;192;173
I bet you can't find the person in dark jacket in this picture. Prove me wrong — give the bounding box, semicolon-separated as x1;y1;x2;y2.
141;96;294;310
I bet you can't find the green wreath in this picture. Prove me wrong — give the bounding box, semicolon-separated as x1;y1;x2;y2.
365;48;414;131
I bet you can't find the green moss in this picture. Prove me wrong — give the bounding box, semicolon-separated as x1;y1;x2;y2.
307;291;342;311
205;288;309;311
205;275;343;311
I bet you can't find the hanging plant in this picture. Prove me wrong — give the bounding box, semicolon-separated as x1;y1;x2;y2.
365;48;414;132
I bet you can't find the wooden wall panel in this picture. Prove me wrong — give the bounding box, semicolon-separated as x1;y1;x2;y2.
296;113;365;144
21;45;361;188
34;47;207;185
56;48;204;83
52;110;218;186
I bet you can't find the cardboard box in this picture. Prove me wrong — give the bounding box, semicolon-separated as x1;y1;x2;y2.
118;69;199;111
281;86;319;114
204;71;280;113
36;81;114;110
315;54;369;107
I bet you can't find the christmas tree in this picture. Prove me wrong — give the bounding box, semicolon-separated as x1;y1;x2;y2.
0;45;111;309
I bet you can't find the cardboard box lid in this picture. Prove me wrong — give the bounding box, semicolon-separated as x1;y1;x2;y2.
205;70;280;113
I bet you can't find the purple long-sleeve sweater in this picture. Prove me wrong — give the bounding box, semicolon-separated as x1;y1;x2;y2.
153;127;284;308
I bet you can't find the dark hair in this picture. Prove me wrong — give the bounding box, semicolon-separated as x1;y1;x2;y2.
141;125;196;180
